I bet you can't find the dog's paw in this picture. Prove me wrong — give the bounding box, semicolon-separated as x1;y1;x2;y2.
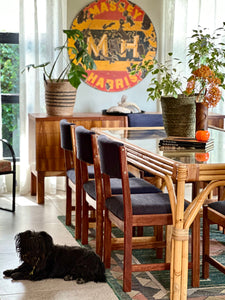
64;275;73;281
76;278;86;284
11;272;28;280
3;269;14;277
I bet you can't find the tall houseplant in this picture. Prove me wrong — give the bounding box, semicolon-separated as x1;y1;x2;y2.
23;29;95;115
131;24;225;136
186;25;225;130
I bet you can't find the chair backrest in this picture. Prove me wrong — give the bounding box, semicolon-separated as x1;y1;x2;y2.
97;134;124;179
75;126;95;164
127;113;164;127
97;134;131;213
59;119;75;171
60;119;74;151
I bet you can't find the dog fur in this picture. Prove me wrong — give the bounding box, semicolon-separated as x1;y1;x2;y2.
3;230;106;283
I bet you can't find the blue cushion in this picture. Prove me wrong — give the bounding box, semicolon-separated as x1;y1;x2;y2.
208;200;225;215
87;165;95;179
60;119;74;151
67;169;75;184
83;177;162;200
76;126;95;164
66;165;95;184
127;114;164;127
106;193;189;220
110;178;161;194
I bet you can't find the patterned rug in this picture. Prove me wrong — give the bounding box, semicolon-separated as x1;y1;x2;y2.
58;216;225;299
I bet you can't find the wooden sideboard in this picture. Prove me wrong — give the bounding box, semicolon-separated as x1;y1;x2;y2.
29;113;127;204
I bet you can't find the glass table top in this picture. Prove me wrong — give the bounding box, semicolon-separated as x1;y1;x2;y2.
98;127;225;165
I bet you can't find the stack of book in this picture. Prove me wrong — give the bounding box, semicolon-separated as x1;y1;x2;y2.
159;136;214;152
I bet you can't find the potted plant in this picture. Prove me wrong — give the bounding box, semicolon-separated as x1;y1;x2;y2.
185;25;225;130
131;23;225;137
23;29;95;116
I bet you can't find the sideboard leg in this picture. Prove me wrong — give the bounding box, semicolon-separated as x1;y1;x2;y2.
31;172;36;196
37;172;45;204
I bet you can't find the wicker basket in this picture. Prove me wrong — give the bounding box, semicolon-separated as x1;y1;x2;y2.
161;95;196;138
45;80;77;116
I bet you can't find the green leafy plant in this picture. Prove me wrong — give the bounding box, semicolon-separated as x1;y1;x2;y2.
131;23;225;108
185;24;225;106
23;29;95;89
0;44;19;93
130;54;184;101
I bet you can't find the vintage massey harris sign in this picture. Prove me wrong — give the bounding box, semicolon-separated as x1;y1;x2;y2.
68;0;157;92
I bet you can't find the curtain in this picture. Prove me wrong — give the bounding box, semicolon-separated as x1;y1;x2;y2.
0;68;6;193
171;0;225;114
19;0;67;195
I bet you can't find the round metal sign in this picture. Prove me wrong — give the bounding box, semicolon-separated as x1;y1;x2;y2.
69;0;157;92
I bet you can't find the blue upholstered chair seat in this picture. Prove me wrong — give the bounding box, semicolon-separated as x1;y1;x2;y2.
208;200;225;215
66;169;76;184
87;165;95;179
106;193;189;220
66;165;95;185
83;177;161;200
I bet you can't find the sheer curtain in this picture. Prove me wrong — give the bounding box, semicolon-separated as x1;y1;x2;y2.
171;0;225;114
0;72;6;193
19;0;67;195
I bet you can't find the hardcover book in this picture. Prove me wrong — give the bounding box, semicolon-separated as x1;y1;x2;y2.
159;136;214;150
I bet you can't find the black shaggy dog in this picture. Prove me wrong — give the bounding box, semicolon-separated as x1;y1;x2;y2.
3;230;106;284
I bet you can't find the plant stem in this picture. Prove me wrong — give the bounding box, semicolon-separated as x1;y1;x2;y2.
49;40;67;80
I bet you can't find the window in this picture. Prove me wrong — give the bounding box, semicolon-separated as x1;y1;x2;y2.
0;0;20;160
0;32;20;159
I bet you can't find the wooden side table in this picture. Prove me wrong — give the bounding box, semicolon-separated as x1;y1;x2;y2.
29;113;127;204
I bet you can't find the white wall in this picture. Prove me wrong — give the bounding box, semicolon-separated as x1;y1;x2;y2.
67;0;163;113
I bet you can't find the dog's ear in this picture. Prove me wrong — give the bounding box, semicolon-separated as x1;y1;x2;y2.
39;231;53;249
15;230;32;241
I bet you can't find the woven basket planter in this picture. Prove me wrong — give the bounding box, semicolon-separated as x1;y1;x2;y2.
45;80;77;116
161;95;196;138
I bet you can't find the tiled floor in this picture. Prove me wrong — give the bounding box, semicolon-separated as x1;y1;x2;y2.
0;192;117;300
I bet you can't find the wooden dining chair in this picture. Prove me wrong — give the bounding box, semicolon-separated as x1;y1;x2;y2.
74;126;163;259
97;134;189;292
127;113;165;191
59;119;94;232
202;200;225;279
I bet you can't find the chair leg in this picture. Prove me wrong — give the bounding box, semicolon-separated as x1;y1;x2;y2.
155;225;163;259
12;171;16;212
96;204;103;259
81;192;89;245
104;209;112;268
123;224;133;292
66;178;72;226
75;182;82;240
203;206;210;279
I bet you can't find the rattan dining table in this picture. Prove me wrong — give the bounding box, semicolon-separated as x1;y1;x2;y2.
93;126;225;300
